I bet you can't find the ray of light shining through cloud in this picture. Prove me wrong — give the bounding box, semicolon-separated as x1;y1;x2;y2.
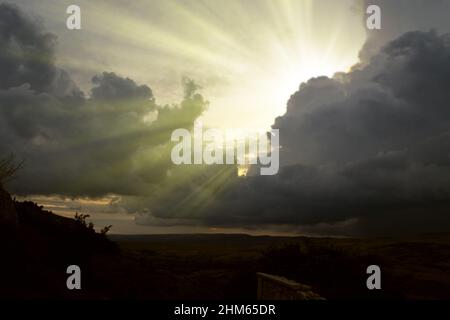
15;0;366;131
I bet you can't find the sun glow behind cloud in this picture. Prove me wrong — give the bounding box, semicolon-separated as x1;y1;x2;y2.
9;0;367;234
17;0;366;131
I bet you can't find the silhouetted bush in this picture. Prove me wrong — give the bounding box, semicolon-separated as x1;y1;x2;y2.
74;212;112;236
260;240;403;299
74;212;95;231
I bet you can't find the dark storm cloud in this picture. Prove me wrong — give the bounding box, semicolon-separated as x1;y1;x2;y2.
2;2;450;236
360;0;450;62
0;3;83;99
0;3;207;197
91;72;153;101
275;30;450;167
142;30;450;236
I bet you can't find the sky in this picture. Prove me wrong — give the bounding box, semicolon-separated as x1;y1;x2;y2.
13;0;366;130
2;0;450;236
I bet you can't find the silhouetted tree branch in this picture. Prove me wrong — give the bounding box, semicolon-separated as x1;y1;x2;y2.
100;225;112;235
0;154;23;184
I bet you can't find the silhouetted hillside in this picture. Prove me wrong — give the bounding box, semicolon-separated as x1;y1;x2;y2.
0;182;17;227
0;184;117;298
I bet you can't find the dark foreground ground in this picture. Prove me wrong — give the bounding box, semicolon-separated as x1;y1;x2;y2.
1;185;449;299
107;233;450;300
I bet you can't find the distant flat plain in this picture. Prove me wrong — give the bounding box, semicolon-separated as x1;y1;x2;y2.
108;233;450;300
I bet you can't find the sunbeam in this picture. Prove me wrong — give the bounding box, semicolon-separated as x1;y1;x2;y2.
23;0;366;130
